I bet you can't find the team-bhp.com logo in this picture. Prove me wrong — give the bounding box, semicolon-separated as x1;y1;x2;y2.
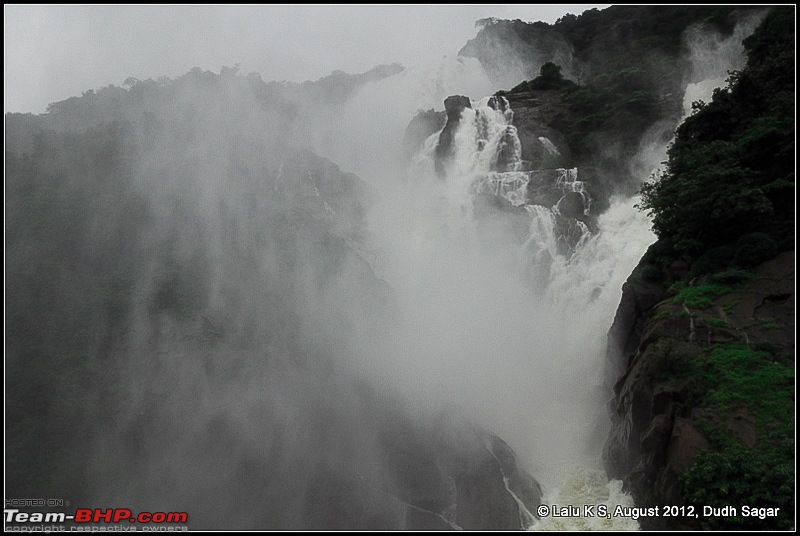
5;508;188;524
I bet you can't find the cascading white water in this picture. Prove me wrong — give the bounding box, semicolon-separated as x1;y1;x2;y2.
553;167;591;217
538;136;561;157
531;468;641;531
682;10;766;117
363;93;654;530
310;56;494;182
319;15;764;528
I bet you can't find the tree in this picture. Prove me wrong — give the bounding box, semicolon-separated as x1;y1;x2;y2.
539;62;563;81
637;7;794;258
525;62;574;91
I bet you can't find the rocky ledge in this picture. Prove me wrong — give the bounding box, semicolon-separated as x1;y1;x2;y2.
603;251;794;529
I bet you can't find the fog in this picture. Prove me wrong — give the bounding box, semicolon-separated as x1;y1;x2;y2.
5;5;761;531
682;10;766;116
4;5;605;114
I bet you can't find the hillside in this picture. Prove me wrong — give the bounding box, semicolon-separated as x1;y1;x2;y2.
604;7;795;529
5;65;542;530
4;5;794;531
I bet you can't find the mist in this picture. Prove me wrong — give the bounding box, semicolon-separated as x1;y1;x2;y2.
682;9;767;115
3;5;604;114
5;5;769;531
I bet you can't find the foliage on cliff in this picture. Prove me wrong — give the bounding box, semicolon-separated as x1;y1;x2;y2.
604;9;794;530
5;66;380;504
479;7;763;176
623;8;795;529
638;6;794;261
463;6;762;93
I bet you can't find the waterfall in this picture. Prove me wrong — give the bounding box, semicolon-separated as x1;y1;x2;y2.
538;137;561;157
366;93;654;530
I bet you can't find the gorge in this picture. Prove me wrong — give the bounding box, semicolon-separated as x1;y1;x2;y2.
5;5;794;530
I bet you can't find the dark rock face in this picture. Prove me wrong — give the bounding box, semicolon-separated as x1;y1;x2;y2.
402;109;446;164
504;90;571;167
380;412;541;530
503;89;626;217
409;93;599;259
275;149;378;241
5;70;541;531
493;125;520;172
460;20;575;90
556;191;586;219
444;95;472;118
435;95;473;177
603;252;795;529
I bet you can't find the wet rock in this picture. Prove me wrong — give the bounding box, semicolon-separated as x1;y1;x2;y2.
380;409;541;530
435;95;473;178
556;191;586;219
603;252;794;527
402;109;446;164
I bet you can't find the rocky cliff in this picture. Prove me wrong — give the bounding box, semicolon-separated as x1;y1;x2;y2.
602;7;795;530
5;64;542;530
604;252;794;529
461;6;763;94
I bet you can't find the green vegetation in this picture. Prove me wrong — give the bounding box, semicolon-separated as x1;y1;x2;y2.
481;7;763;175
706;268;754;285
680;343;794;529
511;62;576;92
751;341;782;357
682;440;794;529
635;238;677;284
561;66;660;164
689;245;736;276
519;8;795;530
666;280;686;295
734;232;778;267
639;263;663;282
638;7;794;262
700;344;793;423
651;308;678;322
702;317;728;328
722;299;739;315
673;282;731;309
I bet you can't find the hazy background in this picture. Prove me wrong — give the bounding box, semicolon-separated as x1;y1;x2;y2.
6;5;770;529
4;4;606;114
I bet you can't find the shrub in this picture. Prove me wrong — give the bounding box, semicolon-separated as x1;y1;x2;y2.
673;283;731;309
640;263;663;282
734;232;778;267
752;341;782;357
707;268;754;285
681;342;794;529
703;317;728;327
682;442;794;529
640;237;675;267
690;245;735;276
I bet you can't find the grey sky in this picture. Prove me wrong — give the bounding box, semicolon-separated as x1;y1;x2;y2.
4;5;605;114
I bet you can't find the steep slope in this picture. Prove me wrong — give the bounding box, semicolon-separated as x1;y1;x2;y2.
603;7;795;529
461;6;763;94
456;6;767;198
5;66;541;529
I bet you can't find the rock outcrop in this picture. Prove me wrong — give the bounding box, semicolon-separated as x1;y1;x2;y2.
459;19;575;90
5;70;542;531
603;251;795;529
401;109;446;164
434;95;473;178
383;417;542;530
